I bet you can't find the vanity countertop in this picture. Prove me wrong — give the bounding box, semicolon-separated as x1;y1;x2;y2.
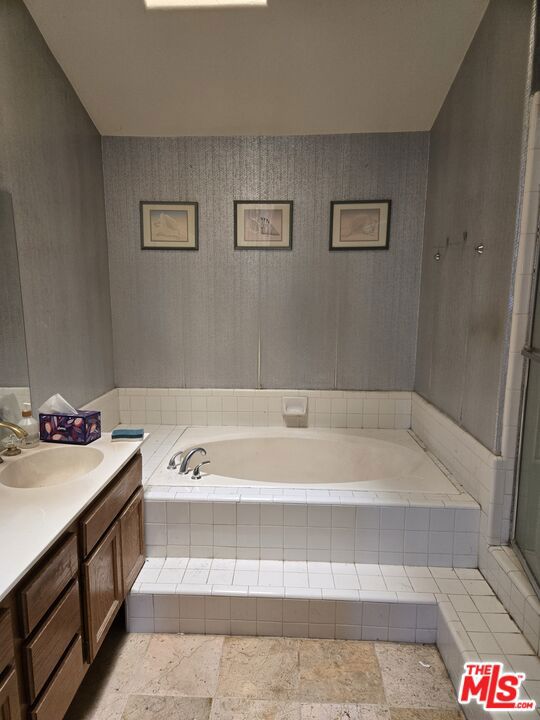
0;433;146;602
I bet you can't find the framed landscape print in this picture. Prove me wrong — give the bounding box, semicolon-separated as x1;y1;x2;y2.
330;200;391;250
140;201;198;250
234;201;293;250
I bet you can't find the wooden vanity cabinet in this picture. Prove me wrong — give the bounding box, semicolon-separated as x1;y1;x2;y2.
0;608;21;720
0;450;144;720
0;669;22;720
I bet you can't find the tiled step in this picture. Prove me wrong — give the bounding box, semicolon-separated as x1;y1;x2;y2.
126;557;540;720
126;558;468;642
143;491;480;567
437;602;540;720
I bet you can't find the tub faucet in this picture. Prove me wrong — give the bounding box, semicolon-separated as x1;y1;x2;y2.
179;447;206;474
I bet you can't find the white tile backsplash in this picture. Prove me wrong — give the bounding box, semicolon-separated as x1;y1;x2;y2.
118;388;412;430
81;387;120;432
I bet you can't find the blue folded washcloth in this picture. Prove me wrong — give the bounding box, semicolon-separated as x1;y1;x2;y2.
111;427;144;441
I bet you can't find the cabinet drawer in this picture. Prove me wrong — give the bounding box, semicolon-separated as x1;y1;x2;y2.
0;668;22;720
0;608;14;675
81;453;142;557
19;534;78;637
24;580;81;702
30;635;85;720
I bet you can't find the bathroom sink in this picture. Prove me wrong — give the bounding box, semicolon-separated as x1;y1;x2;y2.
0;446;104;489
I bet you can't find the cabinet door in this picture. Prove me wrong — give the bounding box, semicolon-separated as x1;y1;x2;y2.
119;488;145;595
82;522;123;662
0;669;21;720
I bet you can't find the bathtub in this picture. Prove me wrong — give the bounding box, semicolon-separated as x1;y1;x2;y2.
150;428;459;494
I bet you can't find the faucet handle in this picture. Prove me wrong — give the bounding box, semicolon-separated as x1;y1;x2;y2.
3;435;22;456
167;450;184;470
191;460;210;480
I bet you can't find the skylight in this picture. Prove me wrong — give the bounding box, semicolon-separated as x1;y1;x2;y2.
144;0;267;8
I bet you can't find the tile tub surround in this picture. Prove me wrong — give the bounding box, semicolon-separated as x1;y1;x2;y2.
119;388;412;430
144;495;480;568
412;394;506;548
131;422;480;566
130;427;540;720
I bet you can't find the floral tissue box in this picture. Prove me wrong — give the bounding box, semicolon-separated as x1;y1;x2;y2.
39;411;101;445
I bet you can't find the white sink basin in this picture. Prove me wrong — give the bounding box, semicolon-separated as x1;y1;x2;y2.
0;446;104;489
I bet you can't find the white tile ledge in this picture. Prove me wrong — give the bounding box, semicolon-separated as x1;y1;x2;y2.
145;485;478;509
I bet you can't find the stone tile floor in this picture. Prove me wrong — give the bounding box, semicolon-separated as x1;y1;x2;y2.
66;625;464;719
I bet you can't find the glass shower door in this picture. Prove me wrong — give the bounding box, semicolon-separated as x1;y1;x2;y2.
514;272;540;586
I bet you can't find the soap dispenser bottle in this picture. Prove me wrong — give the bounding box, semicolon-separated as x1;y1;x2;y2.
20;403;39;448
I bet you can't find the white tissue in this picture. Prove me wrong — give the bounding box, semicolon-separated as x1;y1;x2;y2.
39;393;78;415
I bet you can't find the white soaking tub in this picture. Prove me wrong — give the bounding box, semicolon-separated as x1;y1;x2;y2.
151;427;459;494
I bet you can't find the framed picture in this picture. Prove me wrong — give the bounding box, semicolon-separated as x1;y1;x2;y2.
330;200;391;250
234;201;293;250
140;201;198;250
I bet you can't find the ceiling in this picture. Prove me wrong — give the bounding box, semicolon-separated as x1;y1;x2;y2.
23;0;488;137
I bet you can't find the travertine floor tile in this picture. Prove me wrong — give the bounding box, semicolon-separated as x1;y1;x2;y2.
375;643;457;709
66;627;150;719
300;703;391;719
66;689;129;720
131;634;224;697
68;630;462;720
389;709;465;720
122;695;211;719
210;698;301;719
296;640;385;704
216;637;301;700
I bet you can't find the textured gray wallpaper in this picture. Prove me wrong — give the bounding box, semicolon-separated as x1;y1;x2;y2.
0;0;115;409
0;190;29;387
102;133;428;390
415;0;531;452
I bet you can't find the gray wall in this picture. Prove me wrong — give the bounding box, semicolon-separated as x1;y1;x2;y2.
0;0;115;409
415;0;532;452
102;133;428;390
0;190;29;388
